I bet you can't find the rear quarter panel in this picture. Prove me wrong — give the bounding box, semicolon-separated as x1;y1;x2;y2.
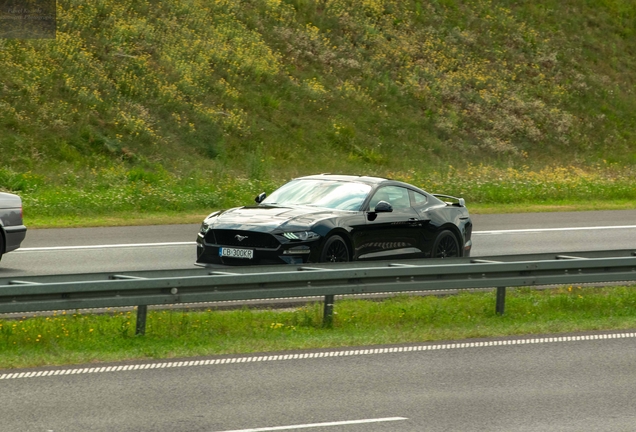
423;204;472;256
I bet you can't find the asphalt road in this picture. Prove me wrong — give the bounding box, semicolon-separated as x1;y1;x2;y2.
2;332;636;431
1;209;635;277
2;210;636;431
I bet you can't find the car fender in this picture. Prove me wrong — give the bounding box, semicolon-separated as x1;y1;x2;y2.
311;228;353;262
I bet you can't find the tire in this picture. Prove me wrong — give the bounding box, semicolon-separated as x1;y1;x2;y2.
432;230;460;258
319;235;349;263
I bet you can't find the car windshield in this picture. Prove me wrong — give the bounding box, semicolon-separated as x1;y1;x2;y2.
262;179;371;211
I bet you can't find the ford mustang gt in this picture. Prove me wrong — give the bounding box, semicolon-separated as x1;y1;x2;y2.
196;174;472;265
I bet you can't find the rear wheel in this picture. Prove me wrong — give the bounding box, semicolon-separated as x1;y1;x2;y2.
320;235;349;262
432;230;460;258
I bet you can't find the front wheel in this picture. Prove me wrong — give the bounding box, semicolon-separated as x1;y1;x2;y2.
319;235;349;262
432;230;460;258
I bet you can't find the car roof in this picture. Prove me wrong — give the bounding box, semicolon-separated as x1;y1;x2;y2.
295;174;390;185
294;174;430;193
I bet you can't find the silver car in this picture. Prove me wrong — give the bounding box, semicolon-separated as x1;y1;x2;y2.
0;192;27;262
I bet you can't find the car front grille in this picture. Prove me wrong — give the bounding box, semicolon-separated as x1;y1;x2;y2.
208;230;280;249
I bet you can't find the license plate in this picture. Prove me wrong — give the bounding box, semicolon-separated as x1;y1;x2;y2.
219;247;254;259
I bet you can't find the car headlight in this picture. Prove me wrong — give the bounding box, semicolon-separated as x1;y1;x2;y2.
281;231;320;241
200;211;221;234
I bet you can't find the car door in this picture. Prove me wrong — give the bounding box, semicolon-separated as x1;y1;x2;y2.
353;185;425;260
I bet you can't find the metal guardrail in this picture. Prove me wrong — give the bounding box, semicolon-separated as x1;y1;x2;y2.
1;250;635;334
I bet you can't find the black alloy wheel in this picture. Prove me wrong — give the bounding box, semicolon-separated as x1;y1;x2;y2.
432;230;459;258
320;235;349;262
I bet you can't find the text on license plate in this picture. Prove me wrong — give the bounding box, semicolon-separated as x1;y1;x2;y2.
219;247;254;259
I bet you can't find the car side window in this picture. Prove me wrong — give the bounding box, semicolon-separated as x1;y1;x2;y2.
369;186;411;211
410;190;428;209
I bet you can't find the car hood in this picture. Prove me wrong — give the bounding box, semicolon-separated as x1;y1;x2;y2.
206;205;347;232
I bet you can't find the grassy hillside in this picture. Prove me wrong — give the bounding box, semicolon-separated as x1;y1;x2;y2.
1;0;636;221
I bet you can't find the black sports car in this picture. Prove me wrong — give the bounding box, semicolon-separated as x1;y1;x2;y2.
196;174;472;265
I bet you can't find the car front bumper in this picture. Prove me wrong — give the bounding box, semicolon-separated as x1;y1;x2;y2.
195;233;318;266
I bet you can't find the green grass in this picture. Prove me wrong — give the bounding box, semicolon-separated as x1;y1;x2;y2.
469;200;636;215
2;285;636;369
22;198;636;229
10;162;636;228
2;0;636;202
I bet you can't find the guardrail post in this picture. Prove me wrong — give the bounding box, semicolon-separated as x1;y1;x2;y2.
136;305;148;335
496;287;506;316
323;295;335;327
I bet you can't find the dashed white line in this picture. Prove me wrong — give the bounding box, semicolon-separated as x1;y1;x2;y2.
2;332;635;381
216;417;408;431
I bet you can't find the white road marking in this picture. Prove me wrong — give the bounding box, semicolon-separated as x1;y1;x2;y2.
16;242;196;252
474;225;636;235
2;332;634;381
13;225;636;252
216;417;408;432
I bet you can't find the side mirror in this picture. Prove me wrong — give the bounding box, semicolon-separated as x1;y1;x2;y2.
255;192;267;203
374;201;393;213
